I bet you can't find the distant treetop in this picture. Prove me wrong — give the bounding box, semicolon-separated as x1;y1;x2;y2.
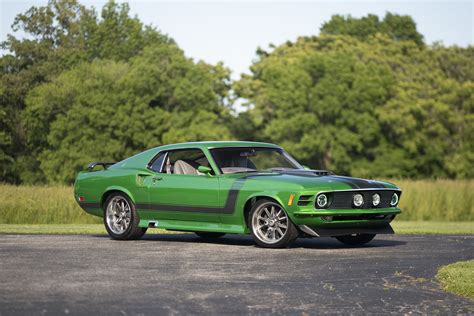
320;13;424;46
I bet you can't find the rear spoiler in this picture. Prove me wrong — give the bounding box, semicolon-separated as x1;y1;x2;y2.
87;162;116;171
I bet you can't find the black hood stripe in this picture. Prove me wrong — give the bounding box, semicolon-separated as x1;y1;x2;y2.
265;170;387;189
324;176;358;189
329;176;387;189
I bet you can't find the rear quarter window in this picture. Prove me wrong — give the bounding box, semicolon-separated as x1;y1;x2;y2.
148;152;166;172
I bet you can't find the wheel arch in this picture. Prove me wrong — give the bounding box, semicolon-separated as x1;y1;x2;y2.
242;194;286;229
101;186;136;209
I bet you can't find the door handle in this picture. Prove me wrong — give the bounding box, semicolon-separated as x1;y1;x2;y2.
152;176;163;182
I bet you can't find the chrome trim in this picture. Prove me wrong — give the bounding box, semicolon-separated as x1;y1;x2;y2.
159;152;168;173
295;207;401;213
390;192;399;206
299;225;320;237
317;188;402;194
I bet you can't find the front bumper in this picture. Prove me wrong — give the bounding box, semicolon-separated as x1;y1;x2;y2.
290;207;401;236
292;207;401;223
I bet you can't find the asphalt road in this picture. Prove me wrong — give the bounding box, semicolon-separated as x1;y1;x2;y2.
0;233;473;315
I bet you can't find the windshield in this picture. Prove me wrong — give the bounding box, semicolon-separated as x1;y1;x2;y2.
210;147;303;174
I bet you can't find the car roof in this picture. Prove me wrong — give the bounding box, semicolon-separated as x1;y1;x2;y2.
111;141;282;170
154;141;281;151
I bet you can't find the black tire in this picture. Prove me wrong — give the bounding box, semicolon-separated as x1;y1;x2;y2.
335;233;376;246
103;192;147;240
248;199;298;248
195;232;226;238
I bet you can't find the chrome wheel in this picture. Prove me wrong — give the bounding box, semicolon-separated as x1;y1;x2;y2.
105;196;131;235
252;202;289;244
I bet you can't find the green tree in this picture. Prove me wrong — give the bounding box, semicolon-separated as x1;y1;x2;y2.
1;0;171;183
28;44;232;183
321;12;424;46
236;33;473;178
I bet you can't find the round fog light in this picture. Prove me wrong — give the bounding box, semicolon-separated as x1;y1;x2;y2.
372;193;381;207
353;193;364;207
321;216;333;222
390;193;399;206
316;194;328;208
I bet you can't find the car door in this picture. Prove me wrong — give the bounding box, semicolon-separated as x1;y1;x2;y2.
146;148;221;222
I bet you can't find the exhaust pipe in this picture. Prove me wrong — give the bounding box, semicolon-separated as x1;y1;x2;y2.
148;221;159;228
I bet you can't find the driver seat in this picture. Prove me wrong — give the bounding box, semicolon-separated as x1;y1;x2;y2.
174;160;200;175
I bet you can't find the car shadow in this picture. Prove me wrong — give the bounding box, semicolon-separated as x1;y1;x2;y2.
93;233;406;249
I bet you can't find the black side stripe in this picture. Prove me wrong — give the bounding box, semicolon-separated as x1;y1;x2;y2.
136;176;249;214
78;173;387;214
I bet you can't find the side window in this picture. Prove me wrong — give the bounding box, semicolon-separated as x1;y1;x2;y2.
148;152;166;172
164;149;213;176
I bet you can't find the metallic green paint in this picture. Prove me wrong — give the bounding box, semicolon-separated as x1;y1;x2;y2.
74;141;402;236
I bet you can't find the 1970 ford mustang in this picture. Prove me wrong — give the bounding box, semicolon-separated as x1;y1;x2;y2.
74;141;402;248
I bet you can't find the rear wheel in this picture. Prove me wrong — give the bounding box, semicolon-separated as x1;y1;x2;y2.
195;232;226;238
336;233;376;246
103;193;147;240
249;199;298;248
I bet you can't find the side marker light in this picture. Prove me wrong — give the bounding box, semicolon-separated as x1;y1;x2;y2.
288;194;295;206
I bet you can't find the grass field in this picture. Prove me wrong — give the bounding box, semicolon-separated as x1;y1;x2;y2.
394;179;473;221
391;221;474;235
437;260;474;299
0;180;473;224
0;221;472;235
0;185;100;224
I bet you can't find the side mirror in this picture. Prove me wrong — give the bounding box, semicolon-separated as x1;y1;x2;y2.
198;166;213;175
302;165;311;170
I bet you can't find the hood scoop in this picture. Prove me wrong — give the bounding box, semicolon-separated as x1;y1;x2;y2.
275;169;334;177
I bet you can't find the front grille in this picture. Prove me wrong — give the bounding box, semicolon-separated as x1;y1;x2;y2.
317;190;399;209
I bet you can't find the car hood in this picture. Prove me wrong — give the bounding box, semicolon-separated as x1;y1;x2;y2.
226;169;399;191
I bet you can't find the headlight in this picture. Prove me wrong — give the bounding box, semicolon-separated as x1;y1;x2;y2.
353;193;364;207
372;193;381;207
316;194;328;208
390;193;399;206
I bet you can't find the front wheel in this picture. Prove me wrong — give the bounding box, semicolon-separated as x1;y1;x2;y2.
104;193;147;240
249;199;298;248
335;233;376;246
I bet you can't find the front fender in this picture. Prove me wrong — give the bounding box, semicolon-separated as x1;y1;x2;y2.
245;191;288;209
236;190;295;230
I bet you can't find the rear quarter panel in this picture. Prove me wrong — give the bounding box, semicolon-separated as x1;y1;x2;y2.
74;168;149;217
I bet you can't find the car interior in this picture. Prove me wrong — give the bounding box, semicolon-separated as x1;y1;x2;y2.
160;149;211;175
149;148;284;175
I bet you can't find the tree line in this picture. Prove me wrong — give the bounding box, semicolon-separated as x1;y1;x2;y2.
1;0;472;184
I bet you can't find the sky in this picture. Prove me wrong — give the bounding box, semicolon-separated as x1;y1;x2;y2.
1;0;473;79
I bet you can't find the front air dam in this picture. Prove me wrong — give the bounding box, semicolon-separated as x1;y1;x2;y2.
299;224;395;237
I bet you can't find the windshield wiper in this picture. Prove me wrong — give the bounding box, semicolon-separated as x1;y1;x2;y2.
265;168;297;172
231;170;259;174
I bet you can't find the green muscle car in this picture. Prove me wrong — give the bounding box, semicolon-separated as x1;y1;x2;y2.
74;141;402;248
